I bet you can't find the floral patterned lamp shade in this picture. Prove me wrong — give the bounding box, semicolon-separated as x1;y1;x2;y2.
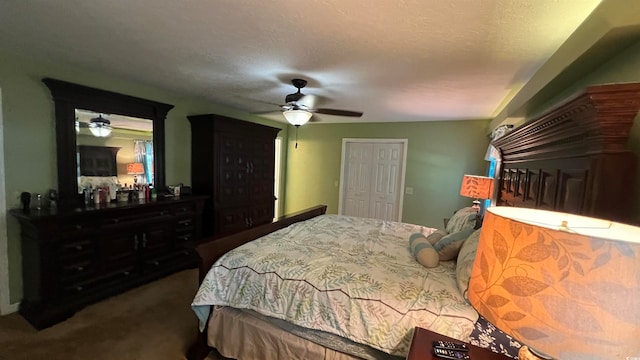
459;174;494;209
468;206;640;360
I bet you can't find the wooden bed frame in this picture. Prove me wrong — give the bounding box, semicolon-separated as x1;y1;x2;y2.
493;82;640;224
185;82;640;360
187;204;327;360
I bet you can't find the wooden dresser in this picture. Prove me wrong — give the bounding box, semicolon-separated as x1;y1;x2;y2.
188;114;281;237
10;196;206;329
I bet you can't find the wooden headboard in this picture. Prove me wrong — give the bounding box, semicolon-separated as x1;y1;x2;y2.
492;83;640;224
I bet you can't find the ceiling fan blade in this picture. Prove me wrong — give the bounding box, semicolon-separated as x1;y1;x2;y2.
314;108;363;117
308;114;321;123
253;110;282;115
297;94;318;109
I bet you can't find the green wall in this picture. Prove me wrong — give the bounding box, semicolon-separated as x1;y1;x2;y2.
0;51;288;303
283;120;491;228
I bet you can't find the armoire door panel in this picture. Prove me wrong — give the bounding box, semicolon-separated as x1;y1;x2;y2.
556;170;588;215
538;170;558;211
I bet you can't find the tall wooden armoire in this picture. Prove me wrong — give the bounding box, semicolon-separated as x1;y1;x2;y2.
188;114;281;237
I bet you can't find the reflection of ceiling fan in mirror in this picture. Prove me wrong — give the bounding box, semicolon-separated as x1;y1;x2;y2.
278;79;363;126
75;109;153;138
89;115;112;137
75;113;112;138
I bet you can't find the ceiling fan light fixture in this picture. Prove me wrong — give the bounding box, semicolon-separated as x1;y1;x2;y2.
283;109;312;126
88;115;112;137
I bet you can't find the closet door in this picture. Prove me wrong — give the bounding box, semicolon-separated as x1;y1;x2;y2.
342;142;373;218
340;139;406;221
370;143;403;221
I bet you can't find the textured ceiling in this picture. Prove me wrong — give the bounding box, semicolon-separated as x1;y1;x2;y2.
0;0;606;124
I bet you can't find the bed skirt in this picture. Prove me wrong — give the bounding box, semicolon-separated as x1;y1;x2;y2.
207;306;402;360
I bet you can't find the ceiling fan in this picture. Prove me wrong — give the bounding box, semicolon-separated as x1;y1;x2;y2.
75;114;113;137
279;79;363;126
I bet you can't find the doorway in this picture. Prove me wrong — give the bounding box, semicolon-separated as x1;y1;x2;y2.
338;138;407;221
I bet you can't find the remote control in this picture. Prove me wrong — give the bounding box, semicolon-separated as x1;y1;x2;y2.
432;348;470;360
433;340;469;352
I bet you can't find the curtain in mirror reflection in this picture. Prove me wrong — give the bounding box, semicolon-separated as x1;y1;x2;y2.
134;139;154;185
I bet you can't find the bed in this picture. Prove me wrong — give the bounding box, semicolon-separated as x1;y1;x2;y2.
192;211;480;359
187;82;640;360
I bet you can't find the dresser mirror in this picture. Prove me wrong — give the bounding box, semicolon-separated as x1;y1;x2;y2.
43;78;174;207
75;108;154;191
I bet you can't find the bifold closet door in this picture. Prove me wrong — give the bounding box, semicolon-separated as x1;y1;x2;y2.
340;140;405;221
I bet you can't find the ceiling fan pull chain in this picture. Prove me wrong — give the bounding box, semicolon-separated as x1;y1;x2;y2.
295;125;299;149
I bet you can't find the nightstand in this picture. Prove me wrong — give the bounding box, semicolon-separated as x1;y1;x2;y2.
406;327;510;360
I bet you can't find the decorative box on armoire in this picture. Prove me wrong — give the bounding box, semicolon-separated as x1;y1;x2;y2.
188;114;281;237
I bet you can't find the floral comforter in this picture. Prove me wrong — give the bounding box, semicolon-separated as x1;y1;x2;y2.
191;214;478;356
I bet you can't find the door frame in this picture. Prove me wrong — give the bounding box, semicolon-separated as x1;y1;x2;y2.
338;138;408;221
273;136;283;219
0;88;17;314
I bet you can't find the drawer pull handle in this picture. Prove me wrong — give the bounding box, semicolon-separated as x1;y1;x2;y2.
75;245;83;251
76;286;83;292
75;224;82;230
152;261;160;266
77;266;84;272
123;271;130;276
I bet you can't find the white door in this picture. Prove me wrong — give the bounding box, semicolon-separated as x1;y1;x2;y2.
370;143;402;221
343;142;372;218
339;139;407;221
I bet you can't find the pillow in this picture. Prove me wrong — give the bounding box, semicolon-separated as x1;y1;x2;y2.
456;229;481;300
425;229;447;245
445;207;478;234
409;233;440;268
434;227;475;261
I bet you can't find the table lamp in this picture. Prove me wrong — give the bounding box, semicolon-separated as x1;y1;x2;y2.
468;206;640;360
127;162;145;184
459;174;494;211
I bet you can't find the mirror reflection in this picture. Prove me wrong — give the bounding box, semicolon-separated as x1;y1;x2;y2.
75;109;154;195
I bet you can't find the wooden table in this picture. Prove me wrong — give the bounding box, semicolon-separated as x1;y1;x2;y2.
406;327;510;360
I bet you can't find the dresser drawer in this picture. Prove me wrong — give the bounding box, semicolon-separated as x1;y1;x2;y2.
61;266;135;298
101;209;172;226
57;238;95;259
175;217;195;232
58;258;97;284
169;203;197;216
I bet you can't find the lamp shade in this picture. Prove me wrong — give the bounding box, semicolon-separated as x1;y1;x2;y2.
468;207;640;360
126;162;145;175
459;174;494;200
283;109;312;126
